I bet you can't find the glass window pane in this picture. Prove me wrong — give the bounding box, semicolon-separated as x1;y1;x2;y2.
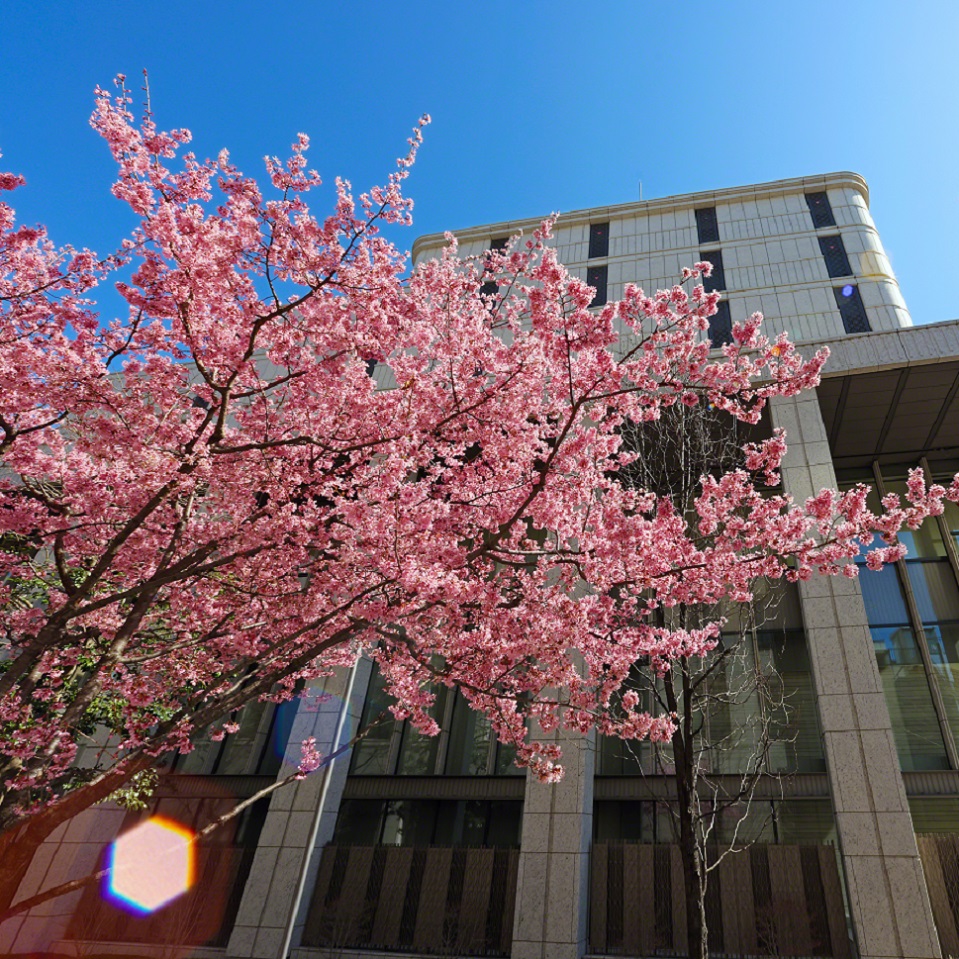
593;801;654;843
759;629;826;773
216;699;270;775
873;626;949;770
927;624;959;751
349;669;398;776
775;799;837;845
907;561;959;623
381;800;438;846
858;565;910;625
909;797;959;834
597;735;647;775
333;800;385;845
494;740;524;776
882;476;947;559
396;686;448;775
445;694;493;775
486;801;523;847
715;800;775;846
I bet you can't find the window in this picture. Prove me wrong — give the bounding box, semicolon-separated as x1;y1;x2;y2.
700;249;726;292
709;300;733;347
695;207;720;244
805;191;836;228
838;469;952;770
481;237;509;298
819;235;853;278
833;285;871;333
587;264;608;306
589;222;609;259
349;666;521;777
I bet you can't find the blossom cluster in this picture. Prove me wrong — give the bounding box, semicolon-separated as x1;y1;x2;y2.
1;77;957;823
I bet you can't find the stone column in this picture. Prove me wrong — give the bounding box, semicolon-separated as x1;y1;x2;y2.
227;659;370;959
512;727;595;959
772;392;942;959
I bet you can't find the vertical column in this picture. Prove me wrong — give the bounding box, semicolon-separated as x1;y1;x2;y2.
226;660;369;959
512;727;594;959
772;392;941;959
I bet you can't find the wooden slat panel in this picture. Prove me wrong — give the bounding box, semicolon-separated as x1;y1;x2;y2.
636;844;657;956
371;846;413;948
413;846;453;951
819;845;851;959
459;847;495;953
719;854;742;955
670;844;687;955
302;845;338;945
337;845;375;946
622;844;644;955
590;842;608;953
769;844;812;955
500;847;520;955
918;836;959;959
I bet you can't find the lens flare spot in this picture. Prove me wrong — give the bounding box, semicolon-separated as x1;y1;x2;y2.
106;816;195;914
841;284;855;297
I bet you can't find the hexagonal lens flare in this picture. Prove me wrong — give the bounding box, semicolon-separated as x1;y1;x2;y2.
105;815;196;914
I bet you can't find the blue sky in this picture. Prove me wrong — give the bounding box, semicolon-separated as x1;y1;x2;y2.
1;1;957;327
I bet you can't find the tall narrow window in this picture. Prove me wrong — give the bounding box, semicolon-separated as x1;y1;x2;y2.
589;222;609;259
481;237;509;298
805;192;836;228
695;207;720;244
819;235;853;278
700;249;726;292
587;264;608;306
709;300;733;347
834;285;871;333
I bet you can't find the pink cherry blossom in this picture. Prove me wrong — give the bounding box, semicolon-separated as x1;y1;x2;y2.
1;77;957;863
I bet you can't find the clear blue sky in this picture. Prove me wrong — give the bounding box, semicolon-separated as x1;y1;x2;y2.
1;1;956;326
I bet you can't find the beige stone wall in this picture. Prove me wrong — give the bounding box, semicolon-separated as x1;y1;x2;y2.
412;172;911;346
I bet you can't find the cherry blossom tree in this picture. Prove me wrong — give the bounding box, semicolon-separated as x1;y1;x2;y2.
2;77;956;922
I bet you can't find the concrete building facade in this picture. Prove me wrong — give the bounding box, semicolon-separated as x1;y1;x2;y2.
5;174;959;959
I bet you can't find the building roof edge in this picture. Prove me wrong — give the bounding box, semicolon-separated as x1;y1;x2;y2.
411;172;869;261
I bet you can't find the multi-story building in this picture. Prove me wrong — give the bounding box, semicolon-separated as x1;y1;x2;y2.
5;173;959;959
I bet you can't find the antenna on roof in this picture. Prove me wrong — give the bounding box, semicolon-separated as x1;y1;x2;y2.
638;181;644;201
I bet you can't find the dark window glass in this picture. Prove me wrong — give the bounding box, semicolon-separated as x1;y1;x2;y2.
395;686;449;774
365;358;378;377
819;235;853;278
349;669;399;775
700;249;726;292
833;285;871;334
695;207;720;244
709;301;733;347
587;264;608;306
481;238;509;300
333;800;386;844
806;191;836;228
334;800;522;847
445;693;493;775
589;222;609;259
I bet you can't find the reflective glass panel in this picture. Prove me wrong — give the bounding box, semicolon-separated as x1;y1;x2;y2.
873;626;949;769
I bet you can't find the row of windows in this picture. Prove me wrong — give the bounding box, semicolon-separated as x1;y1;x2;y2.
333;799;523;848
597;626;825;777
349;668;521;777
594;799;836;847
